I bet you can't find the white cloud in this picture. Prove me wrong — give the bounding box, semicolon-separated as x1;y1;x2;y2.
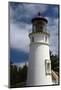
46;17;59;54
10;3;59;55
10;22;31;53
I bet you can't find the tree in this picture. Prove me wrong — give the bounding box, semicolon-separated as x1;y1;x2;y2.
10;62;28;87
50;51;59;72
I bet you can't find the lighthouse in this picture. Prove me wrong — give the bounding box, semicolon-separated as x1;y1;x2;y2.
27;13;52;86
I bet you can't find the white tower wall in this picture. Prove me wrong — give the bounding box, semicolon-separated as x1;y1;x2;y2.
27;33;52;86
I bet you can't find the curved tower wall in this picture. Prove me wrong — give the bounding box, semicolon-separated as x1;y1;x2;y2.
27;33;52;86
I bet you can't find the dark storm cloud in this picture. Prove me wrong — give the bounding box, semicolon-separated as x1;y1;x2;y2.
10;2;59;24
9;2;59;63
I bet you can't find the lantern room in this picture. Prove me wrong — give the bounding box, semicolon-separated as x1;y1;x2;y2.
32;12;48;33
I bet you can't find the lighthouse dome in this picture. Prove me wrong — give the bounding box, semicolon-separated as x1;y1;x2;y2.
32;12;48;33
32;12;48;23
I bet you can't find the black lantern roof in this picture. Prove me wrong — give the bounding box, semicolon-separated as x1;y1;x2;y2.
32;12;48;23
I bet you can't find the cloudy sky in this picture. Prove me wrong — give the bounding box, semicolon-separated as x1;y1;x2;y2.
9;2;59;63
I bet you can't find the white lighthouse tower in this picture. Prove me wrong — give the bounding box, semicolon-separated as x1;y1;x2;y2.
27;13;52;86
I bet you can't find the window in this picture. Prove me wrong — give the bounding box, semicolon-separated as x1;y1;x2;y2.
45;35;47;42
40;26;43;32
33;25;36;32
45;60;51;75
43;25;47;32
32;37;34;42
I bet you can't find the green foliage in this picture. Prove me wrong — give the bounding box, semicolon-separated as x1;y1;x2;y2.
10;63;28;88
50;51;59;72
